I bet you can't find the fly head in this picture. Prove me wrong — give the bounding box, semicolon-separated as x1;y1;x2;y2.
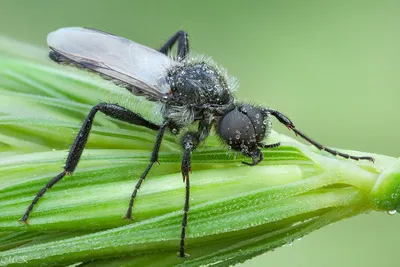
217;104;271;156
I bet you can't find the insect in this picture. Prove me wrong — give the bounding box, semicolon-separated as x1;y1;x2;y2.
20;27;375;257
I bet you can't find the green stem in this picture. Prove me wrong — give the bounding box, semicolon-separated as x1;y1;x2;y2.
0;38;399;267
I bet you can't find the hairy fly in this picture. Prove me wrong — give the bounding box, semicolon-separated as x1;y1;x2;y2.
20;27;375;257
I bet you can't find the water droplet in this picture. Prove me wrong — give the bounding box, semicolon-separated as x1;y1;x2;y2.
172;128;178;134
255;114;260;118
387;210;397;215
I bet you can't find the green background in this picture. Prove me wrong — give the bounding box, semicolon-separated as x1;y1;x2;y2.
0;1;399;266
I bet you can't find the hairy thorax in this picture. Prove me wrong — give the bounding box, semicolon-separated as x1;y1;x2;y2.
162;61;234;128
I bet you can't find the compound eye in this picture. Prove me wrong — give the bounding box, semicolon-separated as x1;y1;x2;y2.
219;109;257;151
238;104;266;140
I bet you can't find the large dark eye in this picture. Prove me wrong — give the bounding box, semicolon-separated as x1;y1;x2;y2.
218;104;267;154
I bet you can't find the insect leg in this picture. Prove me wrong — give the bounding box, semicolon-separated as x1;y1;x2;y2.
124;121;169;220
265;109;375;162
158;30;189;61
242;148;264;166
20;103;159;223
242;142;280;166
179;132;200;258
170;118;211;257
258;142;281;149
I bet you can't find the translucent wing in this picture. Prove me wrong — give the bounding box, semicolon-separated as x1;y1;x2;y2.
47;27;179;100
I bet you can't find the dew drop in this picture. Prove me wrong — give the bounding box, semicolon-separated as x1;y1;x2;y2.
172;128;178;134
387;210;397;215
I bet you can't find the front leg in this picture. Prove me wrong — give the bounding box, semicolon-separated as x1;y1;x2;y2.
178;132;200;258
242;148;264;166
265;109;375;162
242;142;281;166
177;115;212;257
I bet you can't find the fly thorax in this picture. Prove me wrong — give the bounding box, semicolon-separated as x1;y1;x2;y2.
167;62;231;105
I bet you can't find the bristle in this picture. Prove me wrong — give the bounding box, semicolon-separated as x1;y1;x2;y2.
184;53;239;93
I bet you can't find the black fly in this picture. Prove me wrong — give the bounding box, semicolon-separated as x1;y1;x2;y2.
20;27;375;257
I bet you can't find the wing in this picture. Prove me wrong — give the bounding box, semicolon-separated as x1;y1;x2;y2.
47;27;179;101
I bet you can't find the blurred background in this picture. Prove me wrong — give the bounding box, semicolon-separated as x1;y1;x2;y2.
0;0;399;266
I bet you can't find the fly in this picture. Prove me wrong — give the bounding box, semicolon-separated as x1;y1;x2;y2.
20;27;375;257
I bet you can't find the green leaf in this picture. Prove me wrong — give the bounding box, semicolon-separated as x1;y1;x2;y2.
0;37;399;267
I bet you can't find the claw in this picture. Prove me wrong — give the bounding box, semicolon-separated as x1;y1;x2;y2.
18;218;29;225
177;252;190;258
122;215;135;221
